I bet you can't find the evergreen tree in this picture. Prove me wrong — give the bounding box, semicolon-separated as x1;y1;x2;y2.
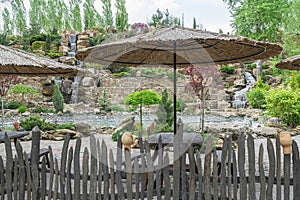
29;0;44;34
115;0;128;32
11;0;27;34
84;0;103;30
52;80;64;113
101;0;113;28
148;9;180;28
193;17;196;29
2;8;13;35
70;0;82;31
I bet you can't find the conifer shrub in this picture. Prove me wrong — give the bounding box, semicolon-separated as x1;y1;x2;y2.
52;80;64;113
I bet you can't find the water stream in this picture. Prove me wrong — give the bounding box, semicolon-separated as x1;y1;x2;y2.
232;71;256;109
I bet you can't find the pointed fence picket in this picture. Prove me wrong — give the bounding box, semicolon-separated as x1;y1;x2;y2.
0;123;298;199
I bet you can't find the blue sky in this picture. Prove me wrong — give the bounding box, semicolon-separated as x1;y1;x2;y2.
1;0;232;33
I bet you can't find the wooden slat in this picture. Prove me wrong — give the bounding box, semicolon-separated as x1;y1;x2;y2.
116;136;125;200
283;154;290;200
82;147;89;200
13;157;18;200
41;157;47;200
238;133;247;200
145;141;154;200
188;146;196;200
156;135;163;199
74;138;81;200
259;144;266;200
109;149;115;200
204;135;212;200
138;134;145;199
220;136;228;199
125;149;133;200
134;157;140;200
16;141;25;200
292;140;300;199
102;140;110;200
66;147;73;200
60;134;71;200
232;149;238;200
4;134;13;200
173;119;183;200
181;151;187;200
266;138;275;200
0;156;5;199
163;153;171;200
53;158;59;200
227;135;233;200
212;151;218;200
97;139;103;200
24;153;32;200
31;157;39;200
276;137;281;200
195;152;202;200
248;134;256;199
89;136;97;200
48;146;54;200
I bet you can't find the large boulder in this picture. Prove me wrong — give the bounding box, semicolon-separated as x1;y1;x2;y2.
75;121;92;137
113;115;135;133
43;129;81;140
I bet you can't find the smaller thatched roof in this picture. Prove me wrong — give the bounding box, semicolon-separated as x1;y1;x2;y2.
0;45;80;77
276;54;300;70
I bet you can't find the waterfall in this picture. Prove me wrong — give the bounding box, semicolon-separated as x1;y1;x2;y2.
232;71;256;109
68;34;82;104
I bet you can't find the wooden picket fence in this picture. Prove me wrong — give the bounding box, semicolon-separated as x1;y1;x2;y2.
0;120;299;199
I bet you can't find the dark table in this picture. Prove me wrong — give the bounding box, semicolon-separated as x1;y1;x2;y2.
0;131;29;144
147;132;203;149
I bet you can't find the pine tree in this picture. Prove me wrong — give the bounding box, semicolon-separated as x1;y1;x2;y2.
2;8;13;35
11;0;27;34
84;0;103;30
69;0;82;31
52;80;64;113
115;0;128;32
101;0;113;28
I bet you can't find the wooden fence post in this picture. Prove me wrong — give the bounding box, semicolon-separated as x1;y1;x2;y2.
280;132;292;200
31;126;41;168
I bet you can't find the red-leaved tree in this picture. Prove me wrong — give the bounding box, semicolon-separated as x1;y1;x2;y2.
181;65;219;132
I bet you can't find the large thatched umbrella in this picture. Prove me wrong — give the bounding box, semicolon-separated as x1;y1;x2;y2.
276;54;300;70
0;45;82;128
76;26;282;134
0;45;80;76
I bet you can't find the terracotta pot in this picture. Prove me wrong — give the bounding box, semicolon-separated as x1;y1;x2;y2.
121;132;134;151
13;122;19;131
279;132;292;154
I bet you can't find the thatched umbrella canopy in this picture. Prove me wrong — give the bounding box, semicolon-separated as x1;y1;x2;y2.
0;45;80;77
276;54;300;70
76;26;282;66
76;26;282;135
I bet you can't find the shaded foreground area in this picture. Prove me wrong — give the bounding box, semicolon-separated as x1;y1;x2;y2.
0;120;299;199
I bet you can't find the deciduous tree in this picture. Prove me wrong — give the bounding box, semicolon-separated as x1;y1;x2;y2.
101;0;113;28
115;0;128;32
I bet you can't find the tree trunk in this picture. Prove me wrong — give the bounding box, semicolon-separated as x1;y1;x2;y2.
139;104;143;131
256;59;262;78
1;98;4;129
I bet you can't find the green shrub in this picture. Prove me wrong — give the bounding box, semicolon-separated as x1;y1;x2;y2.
247;88;268;109
176;99;187;112
266;88;300;127
31;106;55;113
245;63;256;70
18;106;27;113
52;80;64;113
31;41;45;50
113;72;130;77
112;130;124;141
104;66;130;74
154;123;173;133
98;90;112;112
56;123;75;130
111;105;125;112
29;34;47;44
20;115;45;131
4;101;23;109
47;50;63;59
220;65;235;74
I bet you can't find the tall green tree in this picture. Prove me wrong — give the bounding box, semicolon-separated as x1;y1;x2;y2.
29;0;45;34
148;9;180;28
70;0;82;31
2;8;13;35
11;0;27;34
115;0;128;32
101;0;113;28
84;0;103;30
46;0;68;33
282;0;300;55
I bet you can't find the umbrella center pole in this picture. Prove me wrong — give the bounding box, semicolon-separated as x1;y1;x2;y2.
173;42;177;134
